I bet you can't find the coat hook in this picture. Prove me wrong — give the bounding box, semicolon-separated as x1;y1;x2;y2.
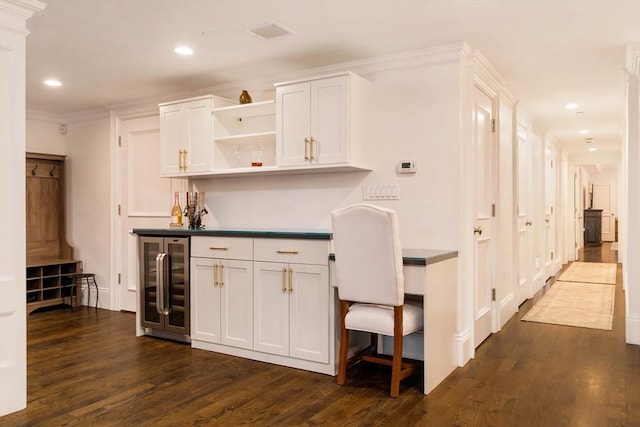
31;164;38;176
49;165;56;177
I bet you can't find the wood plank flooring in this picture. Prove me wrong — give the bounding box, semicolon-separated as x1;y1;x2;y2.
2;242;638;426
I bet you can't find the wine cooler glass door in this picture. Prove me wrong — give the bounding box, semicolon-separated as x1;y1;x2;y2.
140;237;163;328
165;238;190;334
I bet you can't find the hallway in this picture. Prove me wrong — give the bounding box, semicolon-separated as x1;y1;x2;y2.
1;243;638;426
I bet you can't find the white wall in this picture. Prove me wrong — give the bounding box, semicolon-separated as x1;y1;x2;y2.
26;117;66;155
25;116;113;308
624;46;640;345
196;61;463;250
64;116;112;308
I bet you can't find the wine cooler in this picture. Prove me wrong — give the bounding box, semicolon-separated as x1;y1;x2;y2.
139;236;190;342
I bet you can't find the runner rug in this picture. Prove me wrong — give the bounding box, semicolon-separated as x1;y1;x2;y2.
522;281;615;330
557;261;617;285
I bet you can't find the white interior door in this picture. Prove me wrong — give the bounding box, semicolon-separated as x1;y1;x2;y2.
116;115;182;312
574;169;583;258
473;85;496;347
516;124;533;306
593;182;616;241
544;148;556;273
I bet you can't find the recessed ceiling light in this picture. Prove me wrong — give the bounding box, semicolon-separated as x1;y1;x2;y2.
588;147;598;152
579;129;590;135
565;103;579;110
44;79;62;87
174;46;194;55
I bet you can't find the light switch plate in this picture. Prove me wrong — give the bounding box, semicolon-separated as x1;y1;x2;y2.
362;185;399;201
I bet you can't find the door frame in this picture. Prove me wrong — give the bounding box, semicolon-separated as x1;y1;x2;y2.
113;110;181;312
470;79;500;349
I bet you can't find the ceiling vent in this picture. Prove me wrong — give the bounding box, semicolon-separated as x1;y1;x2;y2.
249;22;293;40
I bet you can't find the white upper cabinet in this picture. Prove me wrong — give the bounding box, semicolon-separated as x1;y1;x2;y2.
275;72;370;169
159;95;234;177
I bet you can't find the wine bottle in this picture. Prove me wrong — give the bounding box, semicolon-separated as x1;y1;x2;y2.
171;192;182;225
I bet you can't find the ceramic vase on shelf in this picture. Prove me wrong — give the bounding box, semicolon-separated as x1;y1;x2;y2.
239;90;252;104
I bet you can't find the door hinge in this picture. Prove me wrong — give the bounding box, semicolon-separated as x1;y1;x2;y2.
491;118;496;133
550;160;554;168
551;206;553;214
551;251;554;260
492;203;496;217
117;273;121;284
118;204;121;215
492;288;496;301
118;136;122;147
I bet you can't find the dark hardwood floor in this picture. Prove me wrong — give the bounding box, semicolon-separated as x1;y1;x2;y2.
2;242;638;426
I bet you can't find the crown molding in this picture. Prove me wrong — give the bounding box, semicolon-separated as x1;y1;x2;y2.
26;107;111;124
47;42;503;122
26;109;65;123
0;0;45;35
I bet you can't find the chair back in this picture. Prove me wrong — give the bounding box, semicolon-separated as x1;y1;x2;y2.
331;204;404;306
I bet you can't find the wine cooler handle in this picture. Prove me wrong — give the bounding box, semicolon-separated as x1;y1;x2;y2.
155;253;170;315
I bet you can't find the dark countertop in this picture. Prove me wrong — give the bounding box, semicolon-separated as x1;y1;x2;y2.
131;227;332;240
132;228;457;265
329;248;458;266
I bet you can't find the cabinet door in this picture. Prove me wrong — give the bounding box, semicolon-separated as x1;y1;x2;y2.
160;103;186;175
220;259;253;349
140;237;164;329
159;97;213;176
310;75;349;165
165;238;190;334
184;99;213;173
276;82;311;166
289;264;329;363
190;257;221;343
253;261;289;356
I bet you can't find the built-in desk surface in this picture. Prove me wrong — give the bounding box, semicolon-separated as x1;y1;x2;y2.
330;248;459;395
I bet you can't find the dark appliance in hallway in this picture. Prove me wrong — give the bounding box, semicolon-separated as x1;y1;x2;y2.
584;209;603;247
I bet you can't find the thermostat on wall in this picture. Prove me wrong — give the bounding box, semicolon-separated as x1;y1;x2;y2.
397;161;417;174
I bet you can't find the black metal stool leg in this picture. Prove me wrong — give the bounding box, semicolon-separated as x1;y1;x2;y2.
92;275;99;309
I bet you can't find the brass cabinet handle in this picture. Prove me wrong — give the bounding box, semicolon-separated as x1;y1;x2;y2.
304;138;310;161
474;226;483;235
178;149;188;171
213;264;219;286
525;220;532;226
281;268;287;293
277;250;299;254
310;137;316;160
219;264;224;287
209;247;229;251
288;268;293;293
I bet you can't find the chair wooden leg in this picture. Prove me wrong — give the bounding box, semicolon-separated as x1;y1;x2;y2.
390;306;403;398
337;300;350;386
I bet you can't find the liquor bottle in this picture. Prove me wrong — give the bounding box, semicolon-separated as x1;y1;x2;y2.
171;192;182;225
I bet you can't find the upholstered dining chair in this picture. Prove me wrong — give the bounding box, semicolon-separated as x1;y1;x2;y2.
331;204;423;397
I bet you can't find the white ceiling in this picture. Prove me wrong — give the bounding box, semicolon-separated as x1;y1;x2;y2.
25;0;640;159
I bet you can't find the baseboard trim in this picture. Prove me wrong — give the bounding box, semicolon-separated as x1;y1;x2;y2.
457;329;473;366
626;315;640;345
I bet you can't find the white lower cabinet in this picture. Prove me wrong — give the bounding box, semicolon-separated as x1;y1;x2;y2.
190;237;254;349
253;261;329;363
191;257;253;349
190;235;334;375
